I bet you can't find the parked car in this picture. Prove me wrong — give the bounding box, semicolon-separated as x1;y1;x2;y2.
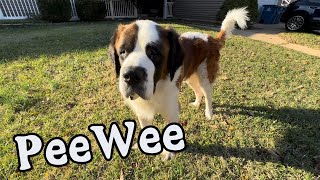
280;0;320;31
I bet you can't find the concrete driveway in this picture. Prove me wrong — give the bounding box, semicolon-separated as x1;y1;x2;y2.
232;23;320;58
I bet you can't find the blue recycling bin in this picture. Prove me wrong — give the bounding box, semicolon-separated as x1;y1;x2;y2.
272;6;286;24
259;5;285;24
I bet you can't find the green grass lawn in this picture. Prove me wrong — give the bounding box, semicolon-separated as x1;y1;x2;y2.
279;31;320;49
0;21;319;179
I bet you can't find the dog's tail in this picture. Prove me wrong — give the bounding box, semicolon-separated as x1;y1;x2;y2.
216;7;249;46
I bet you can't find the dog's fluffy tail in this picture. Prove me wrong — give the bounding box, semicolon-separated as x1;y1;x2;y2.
216;7;249;45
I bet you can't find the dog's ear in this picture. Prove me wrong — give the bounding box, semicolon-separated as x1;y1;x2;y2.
108;26;122;78
167;28;184;81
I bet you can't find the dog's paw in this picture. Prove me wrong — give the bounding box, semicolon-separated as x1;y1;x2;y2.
189;101;200;109
161;150;175;161
205;110;213;120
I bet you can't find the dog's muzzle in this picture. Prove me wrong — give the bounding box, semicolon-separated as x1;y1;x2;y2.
122;66;148;100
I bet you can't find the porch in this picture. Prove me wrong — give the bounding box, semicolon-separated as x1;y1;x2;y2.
0;0;174;20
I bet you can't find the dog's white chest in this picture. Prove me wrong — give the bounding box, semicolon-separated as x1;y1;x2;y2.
125;77;180;120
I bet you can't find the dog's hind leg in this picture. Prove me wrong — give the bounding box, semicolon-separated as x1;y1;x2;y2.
186;73;203;109
200;81;213;120
198;60;214;120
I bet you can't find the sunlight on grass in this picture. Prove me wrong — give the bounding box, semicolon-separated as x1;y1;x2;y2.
0;21;319;179
279;31;320;49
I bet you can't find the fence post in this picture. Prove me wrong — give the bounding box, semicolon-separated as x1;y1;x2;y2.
134;1;137;17
70;0;79;21
163;0;167;19
0;8;3;19
109;0;114;19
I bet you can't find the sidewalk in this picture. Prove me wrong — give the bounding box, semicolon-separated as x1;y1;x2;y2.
232;23;320;58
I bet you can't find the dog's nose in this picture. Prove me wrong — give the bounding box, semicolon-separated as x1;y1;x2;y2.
123;67;146;85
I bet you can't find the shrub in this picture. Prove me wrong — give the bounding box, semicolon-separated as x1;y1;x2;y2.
75;0;106;21
38;0;72;22
217;0;259;22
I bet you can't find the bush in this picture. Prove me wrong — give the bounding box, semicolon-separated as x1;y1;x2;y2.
75;0;106;21
217;0;259;22
38;0;71;22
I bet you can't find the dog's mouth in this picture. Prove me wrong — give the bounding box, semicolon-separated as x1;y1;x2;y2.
128;94;138;100
125;86;148;100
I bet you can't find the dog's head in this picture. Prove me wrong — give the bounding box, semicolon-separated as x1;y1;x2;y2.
108;20;183;100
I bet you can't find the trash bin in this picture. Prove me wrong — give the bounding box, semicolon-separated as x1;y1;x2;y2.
259;5;285;24
272;6;286;24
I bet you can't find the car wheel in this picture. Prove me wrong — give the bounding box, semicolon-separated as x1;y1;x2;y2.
285;15;306;31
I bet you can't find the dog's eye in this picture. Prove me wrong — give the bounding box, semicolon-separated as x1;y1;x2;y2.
119;49;126;58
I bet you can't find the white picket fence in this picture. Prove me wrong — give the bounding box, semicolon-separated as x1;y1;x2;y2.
0;0;137;20
105;0;137;18
0;0;39;19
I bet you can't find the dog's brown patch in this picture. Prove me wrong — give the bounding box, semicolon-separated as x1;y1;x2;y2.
114;23;139;65
156;27;171;80
179;37;209;79
215;30;226;48
206;36;221;83
177;35;222;84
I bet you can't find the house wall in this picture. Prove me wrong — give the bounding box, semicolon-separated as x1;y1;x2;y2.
173;0;225;22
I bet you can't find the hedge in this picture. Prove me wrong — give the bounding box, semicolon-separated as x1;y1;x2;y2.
75;0;106;21
38;0;71;22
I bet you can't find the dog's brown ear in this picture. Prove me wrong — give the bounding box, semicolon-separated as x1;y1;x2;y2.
167;28;184;81
108;26;122;78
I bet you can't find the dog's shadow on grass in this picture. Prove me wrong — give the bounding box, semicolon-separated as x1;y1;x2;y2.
186;104;320;175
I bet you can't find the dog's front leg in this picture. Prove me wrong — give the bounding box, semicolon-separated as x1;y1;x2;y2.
132;116;153;149
160;100;180;160
138;116;153;129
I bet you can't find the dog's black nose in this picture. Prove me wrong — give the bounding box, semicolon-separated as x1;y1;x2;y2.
123;67;146;85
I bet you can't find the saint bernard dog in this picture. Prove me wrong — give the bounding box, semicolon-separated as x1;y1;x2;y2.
108;8;249;159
